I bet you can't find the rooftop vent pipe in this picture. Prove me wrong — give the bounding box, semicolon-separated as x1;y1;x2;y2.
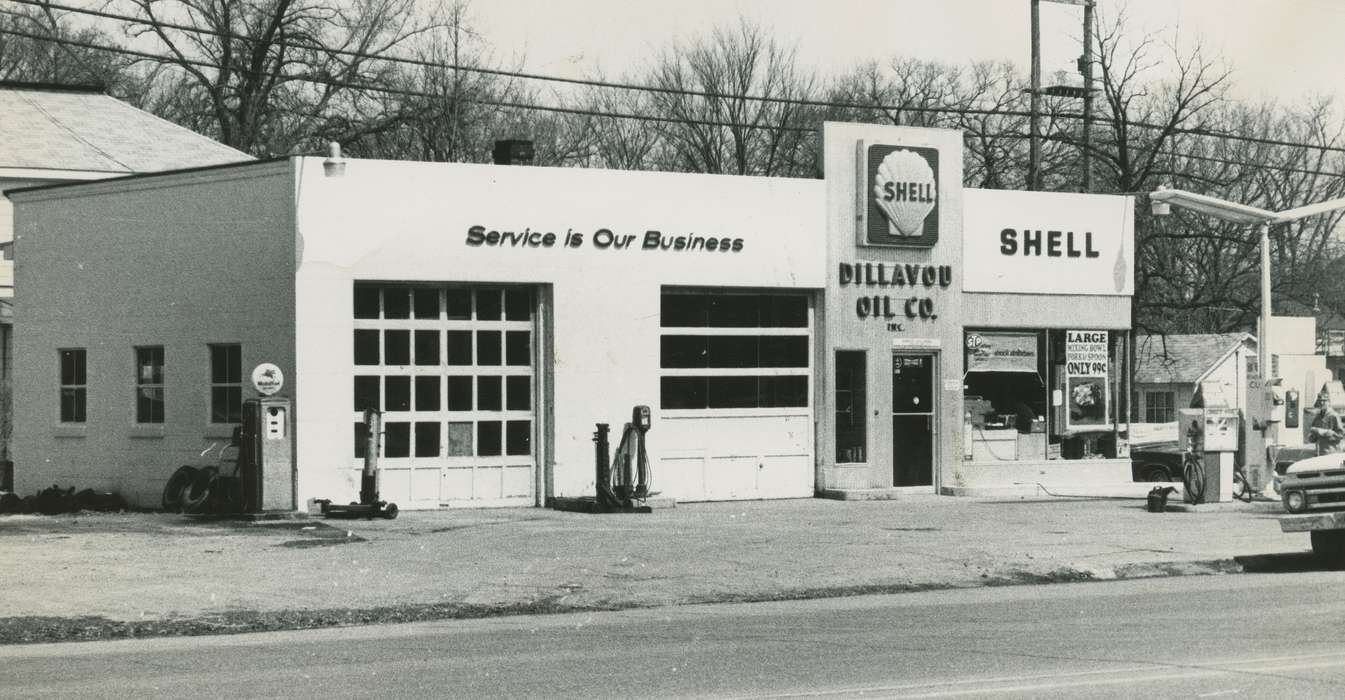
323;142;346;177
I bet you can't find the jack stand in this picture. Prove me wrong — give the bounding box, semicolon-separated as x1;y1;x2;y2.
318;409;399;520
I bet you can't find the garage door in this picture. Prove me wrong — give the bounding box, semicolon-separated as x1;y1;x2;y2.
353;284;537;508
656;290;814;501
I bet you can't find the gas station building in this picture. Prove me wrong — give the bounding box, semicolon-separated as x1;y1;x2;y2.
8;123;1138;510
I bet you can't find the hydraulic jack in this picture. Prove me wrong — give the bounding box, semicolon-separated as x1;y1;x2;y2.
316;409;399;520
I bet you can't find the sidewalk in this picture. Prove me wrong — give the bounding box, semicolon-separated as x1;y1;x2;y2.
0;494;1308;642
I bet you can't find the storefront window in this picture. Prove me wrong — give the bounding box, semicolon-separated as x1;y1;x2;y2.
964;329;1129;462
835;351;866;462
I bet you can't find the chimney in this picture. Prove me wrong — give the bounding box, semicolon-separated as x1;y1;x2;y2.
492;139;534;166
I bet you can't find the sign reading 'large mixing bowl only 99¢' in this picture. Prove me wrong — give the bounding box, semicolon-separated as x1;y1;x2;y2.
863;144;939;248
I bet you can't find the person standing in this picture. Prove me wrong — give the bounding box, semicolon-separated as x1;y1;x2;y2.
1310;401;1345;455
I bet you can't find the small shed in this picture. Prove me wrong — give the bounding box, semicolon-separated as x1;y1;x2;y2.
1132;333;1257;423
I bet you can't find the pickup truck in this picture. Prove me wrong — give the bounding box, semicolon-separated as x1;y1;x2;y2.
1278;453;1345;514
1281;511;1345;567
1278;453;1345;566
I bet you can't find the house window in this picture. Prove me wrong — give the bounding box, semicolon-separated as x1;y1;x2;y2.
659;291;810;410
59;349;87;423
210;344;242;424
1144;391;1175;423
135;346;165;424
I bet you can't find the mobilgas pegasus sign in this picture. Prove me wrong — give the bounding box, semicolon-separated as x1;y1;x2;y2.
860;143;940;248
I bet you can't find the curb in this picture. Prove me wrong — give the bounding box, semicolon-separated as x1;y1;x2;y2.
1165;500;1283;514
0;557;1244;646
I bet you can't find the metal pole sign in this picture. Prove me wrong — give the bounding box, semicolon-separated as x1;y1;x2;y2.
251;363;285;396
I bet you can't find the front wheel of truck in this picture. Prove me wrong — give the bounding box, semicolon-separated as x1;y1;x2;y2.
1310;530;1345;569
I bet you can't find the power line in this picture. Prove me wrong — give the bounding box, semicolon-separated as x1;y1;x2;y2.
0;25;816;132
2;23;1342;179
9;0;1345;158
1;0;1030;120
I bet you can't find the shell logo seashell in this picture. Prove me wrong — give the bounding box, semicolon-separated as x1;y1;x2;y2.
865;144;940;247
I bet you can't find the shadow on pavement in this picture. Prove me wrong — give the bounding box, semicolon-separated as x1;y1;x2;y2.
1235;551;1334;573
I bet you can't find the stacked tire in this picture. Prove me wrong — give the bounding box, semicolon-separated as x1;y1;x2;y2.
162;466;238;514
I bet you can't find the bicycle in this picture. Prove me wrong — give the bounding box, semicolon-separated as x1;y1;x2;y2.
1232;464;1252;502
1182;449;1206;504
1183;449;1254;504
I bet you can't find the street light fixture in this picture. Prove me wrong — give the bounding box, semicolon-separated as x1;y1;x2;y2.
1150;185;1345;491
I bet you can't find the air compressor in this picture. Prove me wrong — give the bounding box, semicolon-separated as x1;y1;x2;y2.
592;405;655;512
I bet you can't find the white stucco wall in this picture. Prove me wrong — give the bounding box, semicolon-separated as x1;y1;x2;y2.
10;162;296;505
292;157;825;506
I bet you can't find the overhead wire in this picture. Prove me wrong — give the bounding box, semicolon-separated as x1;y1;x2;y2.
8;0;1345;158
0;25;816;131
2;12;1344;178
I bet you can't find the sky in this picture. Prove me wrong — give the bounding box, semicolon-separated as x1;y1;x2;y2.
469;0;1345;108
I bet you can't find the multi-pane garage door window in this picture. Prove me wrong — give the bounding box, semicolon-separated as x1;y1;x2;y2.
352;285;534;462
659;292;810;410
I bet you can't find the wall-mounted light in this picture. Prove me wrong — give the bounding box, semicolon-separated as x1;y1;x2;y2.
323;142;346;177
1149;185;1171;217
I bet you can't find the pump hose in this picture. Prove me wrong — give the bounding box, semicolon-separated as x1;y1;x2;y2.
608;423;653;504
635;438;651;499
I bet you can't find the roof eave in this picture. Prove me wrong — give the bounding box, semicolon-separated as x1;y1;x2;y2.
0;166;127;182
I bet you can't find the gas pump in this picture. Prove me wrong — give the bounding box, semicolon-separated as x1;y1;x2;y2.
1286;389;1301;430
1179;380;1241;503
592;405;655;512
239;396;295;512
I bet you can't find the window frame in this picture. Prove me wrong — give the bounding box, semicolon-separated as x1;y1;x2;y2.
1144;390;1176;423
658;290;812;415
59;348;88;424
135;345;165;424
209;343;243;425
834;350;867;463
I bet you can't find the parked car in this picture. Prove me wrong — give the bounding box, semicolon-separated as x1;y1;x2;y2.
1131;443;1183;482
1131;442;1316;483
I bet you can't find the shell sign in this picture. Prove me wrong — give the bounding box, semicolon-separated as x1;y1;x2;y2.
861;143;940;247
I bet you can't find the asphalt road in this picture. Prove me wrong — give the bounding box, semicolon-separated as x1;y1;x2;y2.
6;571;1345;699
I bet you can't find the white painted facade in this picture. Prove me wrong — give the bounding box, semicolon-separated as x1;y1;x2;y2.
13;157;824;508
294;158;825;507
10;124;1141;510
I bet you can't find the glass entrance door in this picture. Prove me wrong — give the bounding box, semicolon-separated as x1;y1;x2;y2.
893;353;935;487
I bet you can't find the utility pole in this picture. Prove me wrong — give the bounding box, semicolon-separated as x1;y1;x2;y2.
1081;0;1094;192
451;5;461;163
1029;0;1041;191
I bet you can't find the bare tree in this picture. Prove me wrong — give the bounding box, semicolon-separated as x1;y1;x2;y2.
0;4;138;88
114;0;440;155
641;19;818;177
565;82;664;171
343;1;532;162
1141;99;1345;334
